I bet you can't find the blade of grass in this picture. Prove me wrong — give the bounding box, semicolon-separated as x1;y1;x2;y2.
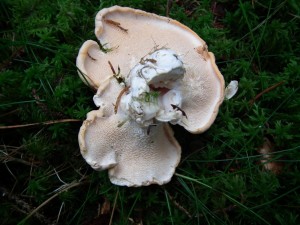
186;145;300;162
239;0;261;68
0;100;45;108
164;189;174;225
176;173;271;225
177;177;225;225
126;189;141;222
250;185;300;210
109;188;119;225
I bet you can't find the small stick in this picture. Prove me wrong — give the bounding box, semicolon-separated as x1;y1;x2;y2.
108;61;126;86
108;60;117;74
0;119;81;130
20;181;87;224
171;104;188;119
249;81;285;106
87;52;96;61
0;187;52;225
166;191;192;218
114;86;130;114
105;19;128;33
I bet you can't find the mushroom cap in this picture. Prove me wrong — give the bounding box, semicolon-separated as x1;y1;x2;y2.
76;40;102;90
76;5;224;133
78;109;181;186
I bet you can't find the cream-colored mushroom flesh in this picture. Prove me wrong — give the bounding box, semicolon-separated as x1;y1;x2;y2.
79;109;181;186
76;5;224;133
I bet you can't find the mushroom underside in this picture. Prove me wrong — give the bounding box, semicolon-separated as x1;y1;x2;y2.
78;109;181;186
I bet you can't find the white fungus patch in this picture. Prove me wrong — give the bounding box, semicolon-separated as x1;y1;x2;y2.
119;48;186;127
225;80;238;100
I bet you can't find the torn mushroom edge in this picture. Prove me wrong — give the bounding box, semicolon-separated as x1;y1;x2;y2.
95;6;225;134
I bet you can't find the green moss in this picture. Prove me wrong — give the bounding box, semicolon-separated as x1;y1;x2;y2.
1;0;299;224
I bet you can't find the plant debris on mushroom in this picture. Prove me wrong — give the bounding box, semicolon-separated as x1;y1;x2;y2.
76;6;225;186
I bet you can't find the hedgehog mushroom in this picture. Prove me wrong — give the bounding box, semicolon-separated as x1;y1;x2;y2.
76;6;225;186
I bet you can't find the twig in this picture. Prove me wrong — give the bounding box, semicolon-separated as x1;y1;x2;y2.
20;180;87;224
0;187;53;225
0;119;81;129
108;61;117;75
166;191;192;218
108;61;126;86
114;86;130;114
249;81;285;105
104;19;128;33
1;155;39;166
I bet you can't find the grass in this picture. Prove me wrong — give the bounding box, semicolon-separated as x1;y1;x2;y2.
1;0;300;224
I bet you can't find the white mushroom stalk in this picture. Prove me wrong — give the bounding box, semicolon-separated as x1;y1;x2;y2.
119;48;185;127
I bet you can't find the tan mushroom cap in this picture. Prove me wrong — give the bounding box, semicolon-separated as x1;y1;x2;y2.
76;5;224;133
76;40;102;90
79;109;181;186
